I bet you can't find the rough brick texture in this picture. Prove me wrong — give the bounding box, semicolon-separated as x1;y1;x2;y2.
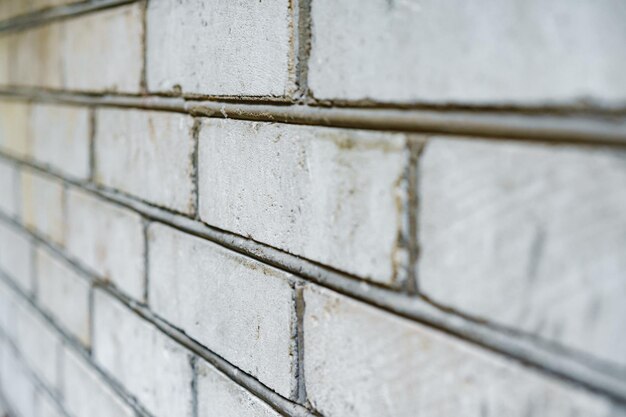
309;0;626;104
198;120;410;286
303;285;622;417
66;188;145;300
0;2;624;417
146;0;294;96
419;138;626;367
148;222;296;398
95;108;197;214
93;289;193;417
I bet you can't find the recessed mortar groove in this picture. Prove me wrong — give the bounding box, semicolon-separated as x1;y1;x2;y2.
1;89;626;146
0;0;139;33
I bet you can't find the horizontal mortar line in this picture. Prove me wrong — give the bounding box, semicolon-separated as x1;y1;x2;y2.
0;217;317;417
1;89;626;145
2;153;625;405
0;0;138;33
0;271;155;417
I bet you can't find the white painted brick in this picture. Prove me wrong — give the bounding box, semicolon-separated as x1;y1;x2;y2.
0;279;16;340
36;247;90;347
146;0;294;97
0;220;33;293
93;289;193;417
196;359;281;417
0;35;9;85
419;138;626;367
1;344;36;417
0;101;31;158
198;120;409;286
9;24;63;89
66;188;144;300
36;390;64;417
62;4;142;92
309;0;626;104
31;103;90;179
0;157;18;217
62;346;135;417
304;285;622;417
95;109;196;214
14;300;61;391
20;169;64;245
148;222;296;398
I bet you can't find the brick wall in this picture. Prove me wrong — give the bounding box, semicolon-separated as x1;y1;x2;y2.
0;1;625;416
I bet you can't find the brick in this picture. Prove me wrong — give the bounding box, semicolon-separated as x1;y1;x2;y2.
304;285;622;417
0;35;9;84
146;0;294;97
0;157;18;217
66;188;144;300
0;344;36;417
62;346;135;417
9;24;63;89
0;101;31;158
31;103;90;179
36;390;64;417
148;222;296;398
14;300;62;391
0;220;33;293
94;109;196;214
308;0;626;104
36;247;90;347
93;289;193;417
419;138;626;367
198;120;410;285
62;4;142;92
196;359;281;417
20;169;64;245
0;279;16;340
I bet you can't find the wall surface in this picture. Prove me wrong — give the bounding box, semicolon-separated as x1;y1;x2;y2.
0;1;625;417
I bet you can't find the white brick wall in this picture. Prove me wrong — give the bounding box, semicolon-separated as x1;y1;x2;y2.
198;120;410;286
62;346;135;417
303;285;621;417
36;247;90;346
309;0;626;104
419;138;626;367
0;2;624;417
62;4;143;92
14;300;61;392
196;359;282;417
0;344;36;417
146;0;294;97
0;101;30;158
30;103;90;180
94;109;196;214
0;157;18;217
36;390;65;417
9;24;63;89
0;220;33;293
35;390;65;417
93;289;193;417
148;222;296;398
66;188;145;300
20;169;64;245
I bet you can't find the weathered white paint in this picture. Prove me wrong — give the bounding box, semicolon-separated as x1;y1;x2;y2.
309;0;626;104
198;120;410;286
148;222;296;398
419;138;626;367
